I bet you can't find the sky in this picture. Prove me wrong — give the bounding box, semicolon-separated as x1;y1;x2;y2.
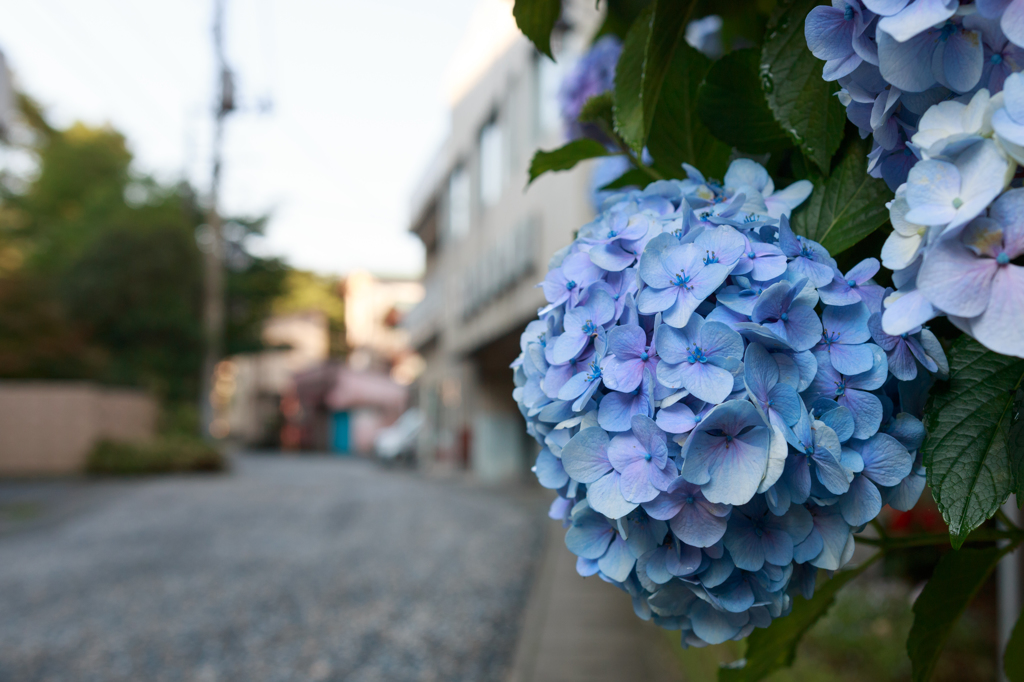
0;0;487;277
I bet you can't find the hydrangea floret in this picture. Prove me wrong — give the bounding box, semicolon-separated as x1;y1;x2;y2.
513;159;944;647
805;1;1024;358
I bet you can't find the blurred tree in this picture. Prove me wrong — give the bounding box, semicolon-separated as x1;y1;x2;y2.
271;270;346;356
0;94;288;412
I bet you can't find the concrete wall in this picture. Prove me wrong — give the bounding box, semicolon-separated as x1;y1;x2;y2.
0;382;157;475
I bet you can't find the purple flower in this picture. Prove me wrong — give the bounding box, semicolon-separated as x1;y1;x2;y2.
723;496;813;571
602;322;658;392
781;405;853;498
586;268;639;321
637;234;733;327
558;345;608;412
838;433;913;525
732;240;789;282
792;504;854;570
565;502;636;581
643;478;732;547
806;345;889;439
877;17;981;94
681;400;772;506
818;258;886;309
598;367;655;432
639;537;703;583
655;397;714;437
751;279;823;352
976;0;1024;49
551;289;616;364
778;216;836;287
903;139;1009;233
607;415;678;504
814;303;877;375
558;36;622;141
533;448;569;489
560;427;637;519
743;342;804;430
656;315;744;404
916;189;1024;357
805;0;878;81
540;251;604;312
867;311;937;380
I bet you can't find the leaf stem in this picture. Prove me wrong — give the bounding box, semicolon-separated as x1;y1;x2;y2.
996;507;1021;532
856;528;1024;550
869;519;889;540
594;118;664;183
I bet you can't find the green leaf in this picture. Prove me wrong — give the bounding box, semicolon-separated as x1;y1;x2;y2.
527;139;613;184
512;0;561;59
599;167;649;191
1006;608;1024;682
908;546;1004;682
719;558;876;682
760;0;845;172
924;337;1024;547
790;139;892;255
593;0;653;42
696;49;792;154
647;40;732;179
613;0;698;153
578;92;614;125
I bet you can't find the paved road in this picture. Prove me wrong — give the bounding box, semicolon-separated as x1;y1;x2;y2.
0;456;547;682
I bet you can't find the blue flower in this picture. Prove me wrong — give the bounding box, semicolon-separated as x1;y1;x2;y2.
681;400;773;506
751;279;824;352
723;495;813;572
638;234;733;327
814;303;878;375
656;314;744;404
806;345;889;439
643;477;732;547
838;433;913;525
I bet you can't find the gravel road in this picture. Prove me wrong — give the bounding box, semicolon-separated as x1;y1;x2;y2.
0;456;546;682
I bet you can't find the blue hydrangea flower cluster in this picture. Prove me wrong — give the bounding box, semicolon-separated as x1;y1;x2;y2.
558;35;622;142
512;159;947;648
805;3;1024;358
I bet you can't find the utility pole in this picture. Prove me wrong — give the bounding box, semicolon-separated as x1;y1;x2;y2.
201;0;235;440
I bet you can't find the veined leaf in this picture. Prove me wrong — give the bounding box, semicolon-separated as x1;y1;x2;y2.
648;40;731;179
512;0;561;59
791;139;891;255
924;337;1024;547
613;0;698;153
696;49;792;154
908;547;1005;682
527;139;613;185
760;0;845;173
719;557;876;682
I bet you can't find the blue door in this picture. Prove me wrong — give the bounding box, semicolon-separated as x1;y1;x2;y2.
330;411;350;455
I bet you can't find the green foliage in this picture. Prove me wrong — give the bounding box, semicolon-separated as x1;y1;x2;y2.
790;139;892;256
599;167;649;191
511;0;561;59
923;337;1024;547
87;436;225;475
719;558;877;681
1010;387;1024;503
528;139;613;184
696;49;792;153
760;0;845;173
1006;609;1024;682
907;546;1004;682
648;40;731;179
0;99;289;409
613;0;698;153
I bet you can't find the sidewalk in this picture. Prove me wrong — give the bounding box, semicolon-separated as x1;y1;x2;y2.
508;522;684;682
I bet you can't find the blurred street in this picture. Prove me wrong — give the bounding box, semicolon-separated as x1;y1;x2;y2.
0;457;547;682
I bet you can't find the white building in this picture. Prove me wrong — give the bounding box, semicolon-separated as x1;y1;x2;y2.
404;0;603;481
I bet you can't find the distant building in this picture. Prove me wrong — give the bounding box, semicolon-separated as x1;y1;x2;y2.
403;0;602;481
341;270;424;384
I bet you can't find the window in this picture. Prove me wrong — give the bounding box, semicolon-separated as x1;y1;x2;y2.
447;164;470;240
478;117;504;209
534;52;563;139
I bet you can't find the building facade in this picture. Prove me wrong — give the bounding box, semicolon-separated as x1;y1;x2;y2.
404;1;602;481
